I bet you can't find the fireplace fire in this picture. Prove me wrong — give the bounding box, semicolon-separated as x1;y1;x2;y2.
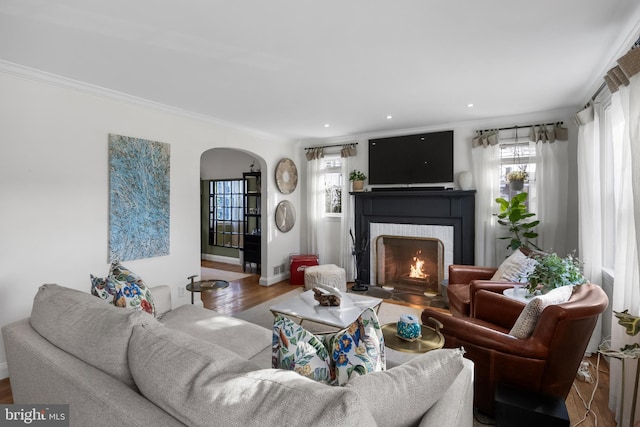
375;235;444;295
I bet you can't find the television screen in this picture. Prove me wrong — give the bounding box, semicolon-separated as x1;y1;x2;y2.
368;130;454;185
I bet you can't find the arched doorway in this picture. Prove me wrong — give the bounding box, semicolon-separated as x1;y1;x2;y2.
200;148;265;272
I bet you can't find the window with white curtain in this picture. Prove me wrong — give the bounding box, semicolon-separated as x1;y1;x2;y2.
498;141;537;213
320;156;343;216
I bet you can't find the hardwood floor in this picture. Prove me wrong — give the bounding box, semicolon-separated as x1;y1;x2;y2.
0;377;13;404
0;260;616;426
199;260;293;315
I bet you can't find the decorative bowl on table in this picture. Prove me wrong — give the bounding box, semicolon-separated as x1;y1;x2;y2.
397;314;422;341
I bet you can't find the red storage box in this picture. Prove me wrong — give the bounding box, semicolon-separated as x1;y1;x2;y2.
290;254;319;286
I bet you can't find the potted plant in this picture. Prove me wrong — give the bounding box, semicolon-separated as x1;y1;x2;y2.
524;252;586;295
349;170;367;191
507;170;528;191
495;192;540;251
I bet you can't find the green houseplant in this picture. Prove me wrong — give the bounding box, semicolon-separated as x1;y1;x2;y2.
349;170;367;181
349;170;367;191
525;252;587;294
495;192;540;251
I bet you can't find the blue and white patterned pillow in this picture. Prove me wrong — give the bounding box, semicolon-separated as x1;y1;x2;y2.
327;308;386;385
272;308;386;385
272;315;333;383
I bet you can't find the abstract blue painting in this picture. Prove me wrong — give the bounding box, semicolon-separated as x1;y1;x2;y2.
109;134;170;261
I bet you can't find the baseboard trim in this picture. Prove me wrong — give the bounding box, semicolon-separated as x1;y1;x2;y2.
201;253;241;265
0;362;8;380
260;272;290;286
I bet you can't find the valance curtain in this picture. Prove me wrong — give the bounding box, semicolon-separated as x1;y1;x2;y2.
598;44;640;426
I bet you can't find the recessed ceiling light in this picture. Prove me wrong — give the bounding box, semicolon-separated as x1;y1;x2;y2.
324;123;330;128
467;103;474;108
386;115;393;120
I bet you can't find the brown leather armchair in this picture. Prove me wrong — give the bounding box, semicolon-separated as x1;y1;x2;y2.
447;264;515;317
422;283;608;415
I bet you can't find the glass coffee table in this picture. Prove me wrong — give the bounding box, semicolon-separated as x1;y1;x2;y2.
269;289;383;329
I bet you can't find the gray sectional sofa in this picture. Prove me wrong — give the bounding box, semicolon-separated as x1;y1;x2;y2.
2;284;474;427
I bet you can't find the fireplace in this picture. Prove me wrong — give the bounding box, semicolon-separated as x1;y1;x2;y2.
375;235;444;294
353;189;475;286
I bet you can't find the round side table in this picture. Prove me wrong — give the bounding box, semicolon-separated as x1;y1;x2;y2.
186;275;229;304
382;318;444;354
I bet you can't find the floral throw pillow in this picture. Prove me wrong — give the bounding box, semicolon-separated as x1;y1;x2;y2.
90;261;156;316
109;261;156;316
327;308;386;386
272;315;333;384
90;274;116;302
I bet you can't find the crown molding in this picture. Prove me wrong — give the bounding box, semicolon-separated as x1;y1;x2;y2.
0;60;288;143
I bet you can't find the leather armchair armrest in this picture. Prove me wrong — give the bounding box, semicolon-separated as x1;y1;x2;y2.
449;265;497;284
422;309;547;359
471;288;525;329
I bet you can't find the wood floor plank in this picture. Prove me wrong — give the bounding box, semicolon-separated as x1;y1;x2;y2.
0;378;13;404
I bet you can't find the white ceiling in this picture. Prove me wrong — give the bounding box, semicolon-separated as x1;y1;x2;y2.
2;1;640;141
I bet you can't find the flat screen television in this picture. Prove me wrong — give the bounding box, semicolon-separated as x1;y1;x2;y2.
368;130;454;185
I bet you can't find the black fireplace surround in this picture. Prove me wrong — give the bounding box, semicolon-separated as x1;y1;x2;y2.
352;189;475;285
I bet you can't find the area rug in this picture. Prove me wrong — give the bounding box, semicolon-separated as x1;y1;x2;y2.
201;267;250;282
232;288;429;367
357;285;448;309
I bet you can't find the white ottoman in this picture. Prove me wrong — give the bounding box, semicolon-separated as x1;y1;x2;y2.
304;264;347;292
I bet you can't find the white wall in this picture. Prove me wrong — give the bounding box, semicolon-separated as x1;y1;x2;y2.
0;69;301;378
200;148;259;180
299;108;580;267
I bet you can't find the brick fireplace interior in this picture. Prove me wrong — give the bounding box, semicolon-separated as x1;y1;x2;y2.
375;235;444;295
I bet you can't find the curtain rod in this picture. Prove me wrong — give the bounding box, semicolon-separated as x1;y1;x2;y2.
478;121;563;134
590;82;607;102
304;142;358;150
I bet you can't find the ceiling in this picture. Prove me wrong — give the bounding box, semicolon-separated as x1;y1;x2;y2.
2;1;640;141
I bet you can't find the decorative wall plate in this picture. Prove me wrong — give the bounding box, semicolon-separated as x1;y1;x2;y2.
275;200;295;232
275;158;298;194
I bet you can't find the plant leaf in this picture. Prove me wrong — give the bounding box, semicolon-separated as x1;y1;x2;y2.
521;221;540;229
509;210;522;222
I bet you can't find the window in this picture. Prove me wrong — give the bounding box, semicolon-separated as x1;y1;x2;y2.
208;179;243;248
321;156;343;215
499;141;537;211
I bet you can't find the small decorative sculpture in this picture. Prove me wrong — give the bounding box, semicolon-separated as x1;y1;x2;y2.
312;287;341;306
